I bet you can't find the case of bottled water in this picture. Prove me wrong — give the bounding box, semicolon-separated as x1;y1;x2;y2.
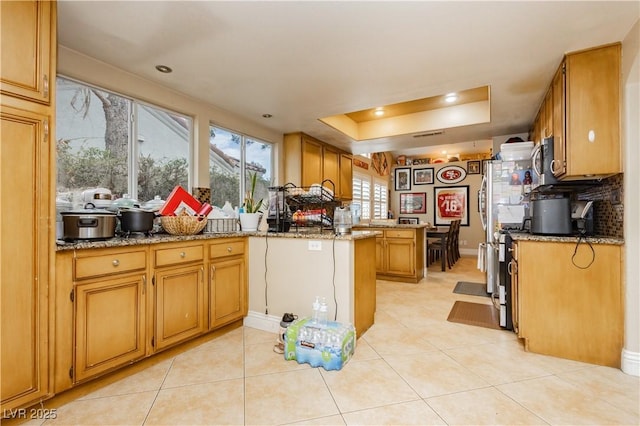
284;318;355;371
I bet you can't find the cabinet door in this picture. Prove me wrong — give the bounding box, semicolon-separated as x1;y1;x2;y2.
154;264;205;351
209;258;247;329
565;44;621;177
1;106;50;408
551;64;566;176
74;275;146;382
301;137;323;187
0;1;52;104
322;146;340;191
385;239;415;276
517;241;622;367
339;154;353;200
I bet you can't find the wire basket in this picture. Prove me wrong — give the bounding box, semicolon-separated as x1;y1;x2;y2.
161;215;207;235
205;218;239;233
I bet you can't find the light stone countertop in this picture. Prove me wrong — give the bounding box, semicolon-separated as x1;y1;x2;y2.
55;229;379;251
353;223;431;229
508;231;624;245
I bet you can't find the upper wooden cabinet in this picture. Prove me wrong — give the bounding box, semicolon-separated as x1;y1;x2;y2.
284;132;353;200
532;43;621;180
0;1;54;105
559;43;621;179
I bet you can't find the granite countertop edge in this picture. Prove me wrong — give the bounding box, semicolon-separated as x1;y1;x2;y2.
509;232;624;245
353;223;431;229
56;230;379;251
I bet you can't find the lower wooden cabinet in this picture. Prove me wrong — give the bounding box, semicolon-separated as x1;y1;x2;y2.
154;264;205;351
54;237;248;396
365;227;425;283
208;239;247;329
513;240;623;367
74;274;146;382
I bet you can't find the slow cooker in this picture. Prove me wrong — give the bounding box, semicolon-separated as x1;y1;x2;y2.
61;209;117;240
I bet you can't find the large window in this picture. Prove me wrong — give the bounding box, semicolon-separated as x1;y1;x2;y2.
209;126;273;210
56;77;191;204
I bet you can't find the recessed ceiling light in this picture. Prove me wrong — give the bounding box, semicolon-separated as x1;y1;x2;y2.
441;150;447;154
374;107;385;117
445;93;457;103
262;113;273;118
155;65;173;73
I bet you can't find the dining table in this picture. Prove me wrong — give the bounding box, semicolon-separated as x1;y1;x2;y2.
426;227;450;272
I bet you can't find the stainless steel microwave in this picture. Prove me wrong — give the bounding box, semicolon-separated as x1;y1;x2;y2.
531;136;559;186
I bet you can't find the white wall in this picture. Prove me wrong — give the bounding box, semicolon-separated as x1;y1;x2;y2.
622;19;640;376
57;46;283;189
389;160;485;254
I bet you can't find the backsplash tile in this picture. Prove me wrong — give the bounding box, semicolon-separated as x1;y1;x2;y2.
192;187;211;205
576;174;623;238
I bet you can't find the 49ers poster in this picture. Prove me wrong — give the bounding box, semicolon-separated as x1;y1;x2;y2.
434;186;469;226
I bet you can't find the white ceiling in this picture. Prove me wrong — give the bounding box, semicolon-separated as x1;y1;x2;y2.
57;1;639;158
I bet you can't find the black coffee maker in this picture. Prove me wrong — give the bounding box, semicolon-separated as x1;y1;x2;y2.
266;186;291;232
571;200;594;235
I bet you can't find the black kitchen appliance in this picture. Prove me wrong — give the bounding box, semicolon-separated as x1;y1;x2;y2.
498;231;514;330
266;186;292;232
526;191;572;235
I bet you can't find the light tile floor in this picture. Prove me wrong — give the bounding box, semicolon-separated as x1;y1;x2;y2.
20;257;640;425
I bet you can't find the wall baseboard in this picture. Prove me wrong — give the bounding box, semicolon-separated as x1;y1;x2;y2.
243;311;281;333
621;348;640;376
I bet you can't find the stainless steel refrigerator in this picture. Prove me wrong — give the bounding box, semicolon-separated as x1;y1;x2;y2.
479;159;537;327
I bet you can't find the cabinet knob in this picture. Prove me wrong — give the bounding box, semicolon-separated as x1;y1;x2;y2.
112;259;120;267
180;252;186;258
227;247;232;252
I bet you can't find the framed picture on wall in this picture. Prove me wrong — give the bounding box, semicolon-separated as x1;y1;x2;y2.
433;185;469;226
398;217;419;224
394;167;411;191
413;168;434;185
400;192;427;214
467;160;481;175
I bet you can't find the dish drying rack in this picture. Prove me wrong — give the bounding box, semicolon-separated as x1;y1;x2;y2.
269;180;340;233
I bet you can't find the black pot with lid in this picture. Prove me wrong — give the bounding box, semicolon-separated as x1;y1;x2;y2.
118;208;157;235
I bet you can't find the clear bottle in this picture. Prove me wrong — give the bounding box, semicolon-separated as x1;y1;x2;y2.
318;299;328;328
311;296;321;326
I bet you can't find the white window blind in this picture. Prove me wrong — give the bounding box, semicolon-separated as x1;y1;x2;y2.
373;179;388;219
352;173;371;220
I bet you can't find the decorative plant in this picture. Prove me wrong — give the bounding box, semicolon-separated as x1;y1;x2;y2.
242;172;264;213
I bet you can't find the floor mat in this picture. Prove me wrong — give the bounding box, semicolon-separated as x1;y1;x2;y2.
453;281;489;297
447;301;502;330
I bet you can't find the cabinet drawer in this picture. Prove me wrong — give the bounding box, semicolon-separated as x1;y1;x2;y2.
75;250;146;280
385;229;414;239
155;245;204;267
209;240;245;259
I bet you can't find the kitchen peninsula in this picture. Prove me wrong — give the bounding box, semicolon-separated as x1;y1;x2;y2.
52;229;377;394
354;222;428;283
245;230;378;337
